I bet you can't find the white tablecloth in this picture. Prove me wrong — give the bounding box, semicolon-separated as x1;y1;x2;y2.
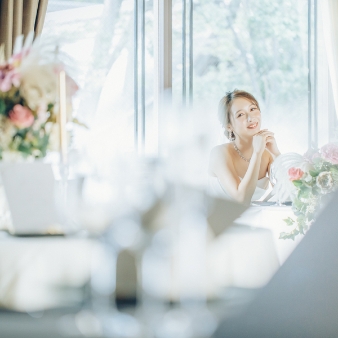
0;232;96;311
0;205;303;311
236;204;303;263
207;205;303;293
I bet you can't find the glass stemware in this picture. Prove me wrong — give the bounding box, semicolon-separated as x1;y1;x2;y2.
269;161;286;207
138;183;218;338
57;154;147;338
57;150;219;337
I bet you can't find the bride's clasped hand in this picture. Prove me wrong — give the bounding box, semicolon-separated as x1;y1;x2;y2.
208;89;281;204
253;129;280;159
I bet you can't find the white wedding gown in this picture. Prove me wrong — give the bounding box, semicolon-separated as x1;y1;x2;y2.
207;175;280;291
208;175;270;202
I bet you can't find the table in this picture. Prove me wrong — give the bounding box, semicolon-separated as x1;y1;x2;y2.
207;204;303;293
0;232;95;312
0;205;303;312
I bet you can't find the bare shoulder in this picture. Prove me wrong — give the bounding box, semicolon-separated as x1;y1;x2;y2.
210;143;231;159
209;144;233;175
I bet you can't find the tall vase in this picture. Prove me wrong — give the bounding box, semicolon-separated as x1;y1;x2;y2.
0;151;35;232
0;177;11;231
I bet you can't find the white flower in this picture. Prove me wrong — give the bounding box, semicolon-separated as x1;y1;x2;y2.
316;171;333;194
19;63;57;110
0;116;16;150
306;204;316;214
45;122;59;151
303;172;313;183
32;103;49;130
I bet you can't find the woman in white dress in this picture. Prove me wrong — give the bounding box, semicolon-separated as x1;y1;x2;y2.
208;91;283;288
208;89;281;204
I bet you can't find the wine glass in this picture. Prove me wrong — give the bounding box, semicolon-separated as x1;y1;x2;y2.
57;155;149;338
138;184;218;338
269;161;286;206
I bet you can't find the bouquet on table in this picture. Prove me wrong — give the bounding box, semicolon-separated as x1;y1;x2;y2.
0;34;79;161
275;143;338;240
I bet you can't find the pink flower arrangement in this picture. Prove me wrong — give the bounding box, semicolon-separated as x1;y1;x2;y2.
9;104;34;129
304;143;338;165
10;50;29;68
288;167;304;181
320;143;338;164
0;35;81;159
0;64;20;92
282;144;338;240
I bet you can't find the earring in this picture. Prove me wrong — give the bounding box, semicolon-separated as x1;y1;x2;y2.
228;131;235;141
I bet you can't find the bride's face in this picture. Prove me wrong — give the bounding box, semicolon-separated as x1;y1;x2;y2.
228;97;261;138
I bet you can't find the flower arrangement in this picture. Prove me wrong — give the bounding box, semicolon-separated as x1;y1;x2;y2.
281;143;338;240
0;35;79;161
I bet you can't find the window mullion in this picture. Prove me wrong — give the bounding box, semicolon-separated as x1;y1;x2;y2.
154;0;172;156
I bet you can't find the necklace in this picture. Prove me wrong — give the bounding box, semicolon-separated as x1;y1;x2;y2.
233;142;251;162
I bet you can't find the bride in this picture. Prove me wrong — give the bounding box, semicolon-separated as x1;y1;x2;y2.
208;89;281;205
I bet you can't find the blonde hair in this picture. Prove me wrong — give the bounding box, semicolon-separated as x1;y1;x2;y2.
218;89;260;139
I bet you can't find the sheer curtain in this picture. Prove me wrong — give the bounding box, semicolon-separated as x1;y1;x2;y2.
0;0;48;59
323;0;338;118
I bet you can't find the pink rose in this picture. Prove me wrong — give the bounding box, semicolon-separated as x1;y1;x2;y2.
288;167;304;181
320;143;338;164
9;104;34;129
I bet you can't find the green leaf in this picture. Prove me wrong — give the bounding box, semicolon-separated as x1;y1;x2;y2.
279;232;290;240
296;215;307;235
0;99;5;115
313;157;325;170
330;167;338;182
292;198;303;211
72;117;88;129
279;228;299;241
47;103;54;112
298;186;311;199
292;180;303;188
309;170;319;177
283;217;295;226
331;165;338;172
292;209;302;216
17;143;32;155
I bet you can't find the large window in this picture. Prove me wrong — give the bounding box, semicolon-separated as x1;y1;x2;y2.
42;0;156;163
173;0;310;154
42;0;332;159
